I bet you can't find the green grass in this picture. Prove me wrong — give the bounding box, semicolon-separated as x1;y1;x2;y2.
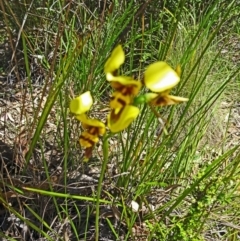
0;0;240;240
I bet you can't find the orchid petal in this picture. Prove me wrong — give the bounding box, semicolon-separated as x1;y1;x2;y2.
104;45;125;77
144;62;180;92
108;105;139;133
148;94;189;106
70;91;93;115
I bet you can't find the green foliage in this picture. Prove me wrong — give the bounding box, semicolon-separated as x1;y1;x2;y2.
0;0;240;240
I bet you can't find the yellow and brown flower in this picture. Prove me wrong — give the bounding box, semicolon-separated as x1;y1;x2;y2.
104;45;142;132
143;62;188;106
70;91;105;161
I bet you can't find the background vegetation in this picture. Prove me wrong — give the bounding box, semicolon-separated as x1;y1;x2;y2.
0;0;239;240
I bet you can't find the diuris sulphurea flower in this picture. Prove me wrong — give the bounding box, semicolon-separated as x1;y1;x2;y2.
143;62;188;106
104;45;141;131
77;114;106;160
69;45;189;161
70;91;105;161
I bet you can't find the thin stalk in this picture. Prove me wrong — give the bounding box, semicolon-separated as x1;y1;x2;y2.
95;134;109;240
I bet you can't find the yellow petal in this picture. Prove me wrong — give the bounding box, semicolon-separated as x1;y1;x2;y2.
104;45;125;78
150;94;188;106
76;114;106;135
108;76;142;96
70;91;93;115
144;62;180;93
107;105;139;133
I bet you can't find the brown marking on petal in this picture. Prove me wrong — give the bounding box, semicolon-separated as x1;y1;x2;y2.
153;95;182;106
121;87;128;94
110;93;129;108
84;125;104;136
154;96;169;106
110;82;122;89
84;147;93;159
117;97;127;106
111;82;139;96
109;109;122;122
80;133;97;147
122;85;139;95
89;127;95;134
89;126;99;135
94;127;105;136
113;70;118;76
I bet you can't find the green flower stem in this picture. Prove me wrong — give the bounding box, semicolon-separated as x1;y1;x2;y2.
95;134;109;241
133;94;147;105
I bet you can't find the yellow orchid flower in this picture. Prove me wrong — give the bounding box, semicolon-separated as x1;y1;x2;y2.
144;92;189;106
104;45;125;80
76;114;105;161
144;62;180;93
70;91;93;115
143;62;188;106
69;91;105;161
107;105;139;133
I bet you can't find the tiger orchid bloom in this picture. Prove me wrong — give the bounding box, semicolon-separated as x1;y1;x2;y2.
70;91;105;161
144;62;188;106
77;114;106;160
104;45;141;132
